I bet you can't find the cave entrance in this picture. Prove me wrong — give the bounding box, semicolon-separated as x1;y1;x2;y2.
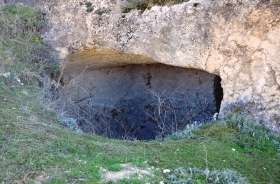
58;63;223;140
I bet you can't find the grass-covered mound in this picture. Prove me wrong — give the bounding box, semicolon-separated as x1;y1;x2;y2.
0;5;279;184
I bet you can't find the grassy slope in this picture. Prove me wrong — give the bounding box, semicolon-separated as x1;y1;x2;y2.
1;84;279;183
0;4;279;184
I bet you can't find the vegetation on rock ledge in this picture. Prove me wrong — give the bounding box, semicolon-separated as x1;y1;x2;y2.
122;0;191;13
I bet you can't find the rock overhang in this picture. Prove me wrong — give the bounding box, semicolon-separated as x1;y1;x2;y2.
63;49;158;75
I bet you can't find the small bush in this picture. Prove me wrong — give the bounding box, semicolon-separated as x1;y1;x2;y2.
85;2;92;7
163;123;200;140
122;0;149;13
222;113;278;138
220;113;280;156
122;7;132;13
86;6;94;13
30;44;59;77
97;10;105;15
193;3;200;7
222;113;256;134
58;114;81;132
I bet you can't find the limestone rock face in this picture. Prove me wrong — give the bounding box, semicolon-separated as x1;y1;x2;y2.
4;0;280;132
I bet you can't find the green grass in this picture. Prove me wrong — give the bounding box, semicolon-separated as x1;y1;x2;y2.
0;4;280;184
0;5;58;84
1;4;39;17
0;84;279;183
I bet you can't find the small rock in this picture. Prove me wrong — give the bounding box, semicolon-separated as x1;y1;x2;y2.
140;170;149;175
187;7;194;14
163;169;171;173
21;90;28;95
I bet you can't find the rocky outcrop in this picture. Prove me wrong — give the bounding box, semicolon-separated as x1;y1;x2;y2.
4;0;280;132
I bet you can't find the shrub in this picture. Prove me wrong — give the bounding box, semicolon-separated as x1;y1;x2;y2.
222;113;256;134
85;2;92;7
57;114;81;132
97;10;105;15
86;7;94;13
122;0;149;13
193;3;200;7
222;113;278;138
220;113;280;156
163;123;200;140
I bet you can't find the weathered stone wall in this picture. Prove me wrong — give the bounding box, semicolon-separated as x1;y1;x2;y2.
4;0;280;132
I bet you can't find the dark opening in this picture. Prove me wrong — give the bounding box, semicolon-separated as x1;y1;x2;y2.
213;76;223;113
57;64;223;140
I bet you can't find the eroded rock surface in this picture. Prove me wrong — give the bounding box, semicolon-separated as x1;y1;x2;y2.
4;0;280;132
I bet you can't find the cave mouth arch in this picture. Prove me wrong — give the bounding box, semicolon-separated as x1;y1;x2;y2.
58;54;223;140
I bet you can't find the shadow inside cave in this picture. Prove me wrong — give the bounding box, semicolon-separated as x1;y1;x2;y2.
55;64;223;140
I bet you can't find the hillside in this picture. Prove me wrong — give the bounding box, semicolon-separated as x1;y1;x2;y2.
0;4;280;184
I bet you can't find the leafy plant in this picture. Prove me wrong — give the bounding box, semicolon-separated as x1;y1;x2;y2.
122;7;133;13
82;2;94;13
86;6;94;13
97;10;105;15
122;0;149;13
164;123;199;140
193;3;200;7
85;2;92;7
57;114;81;132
